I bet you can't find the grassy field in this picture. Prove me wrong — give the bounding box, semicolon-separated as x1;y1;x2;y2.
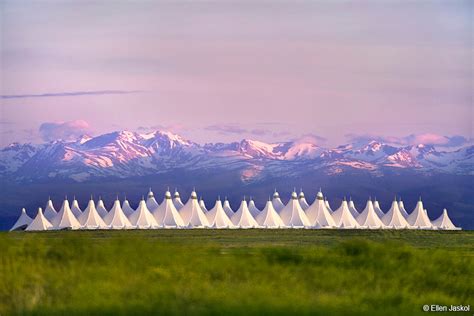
1;230;473;315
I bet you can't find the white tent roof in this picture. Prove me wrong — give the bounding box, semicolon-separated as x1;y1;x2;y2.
406;199;432;229
256;200;285;228
348;199;360;218
146;188;160;211
432;209;460;230
231;199;259;228
357;199;385;229
43;198;57;222
223;198;235;218
179;190;209;228
206;199;235;228
199;198;208;213
279;192;311;228
122;199;135;217
398;200;409;218
272;190;285;212
173;190;184;210
70;198;82;218
381;199;410;229
298;190;310;210
332;200;359;228
248;198;261;217
96;198;109;218
10;208;33;231
78;199;108;229
153;190;185;228
373;199;385;218
129;199;158;229
25;208;52;231
103;199;134;229
325;198;333;213
305;191;336;228
50;199;81;230
17;190;453;231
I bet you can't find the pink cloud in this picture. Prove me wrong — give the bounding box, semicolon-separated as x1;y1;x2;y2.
292;134;327;146
346;133;469;147
205;124;247;135
405;133;450;145
39;120;91;142
137;124;187;134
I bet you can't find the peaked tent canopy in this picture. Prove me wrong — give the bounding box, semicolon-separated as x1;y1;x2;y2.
206;199;235;229
298;190;310;210
25;208;52;231
348;199;360;219
179;190;209;228
173;190;185;210
305;190;336;228
129;199;158;229
398;200;409;218
223;198;235;218
43;198;58;222
406;199;432;229
373;199;385;218
256;200;285;228
332;199;359;229
432;209;460;230
146;188;160;211
103;199;134;229
231;199;259;228
199;198;208;213
381;199;410;229
357;199;385;229
50;199;81;230
122;198;135;217
325;198;333;213
248;198;261;217
153;190;185;228
279;192;311;228
96;198;109;218
272;190;285;213
78;199;108;229
15;189;454;231
70;198;82;218
10;208;33;231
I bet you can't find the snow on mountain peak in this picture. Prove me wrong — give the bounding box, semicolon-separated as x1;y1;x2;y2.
364;141;382;152
0;130;471;182
284;142;321;160
76;134;93;145
5;142;21;149
118;130;136;139
140;130;195;155
238;139;278;158
408;143;437;158
385;151;421;168
80;131;136;149
0;142;39;173
147;130;192;146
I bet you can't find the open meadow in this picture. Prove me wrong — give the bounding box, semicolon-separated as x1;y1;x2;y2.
1;230;473;315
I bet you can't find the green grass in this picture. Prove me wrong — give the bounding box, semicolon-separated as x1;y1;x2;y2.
1;230;473;315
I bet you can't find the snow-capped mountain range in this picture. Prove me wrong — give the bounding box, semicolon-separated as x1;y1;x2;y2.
1;130;472;183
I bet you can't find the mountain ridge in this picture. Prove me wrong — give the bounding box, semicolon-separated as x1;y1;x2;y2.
1;130;472;183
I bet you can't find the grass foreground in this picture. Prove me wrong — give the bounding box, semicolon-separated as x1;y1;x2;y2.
1;229;473;315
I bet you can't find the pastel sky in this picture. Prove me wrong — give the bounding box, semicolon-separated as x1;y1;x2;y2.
1;1;472;147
